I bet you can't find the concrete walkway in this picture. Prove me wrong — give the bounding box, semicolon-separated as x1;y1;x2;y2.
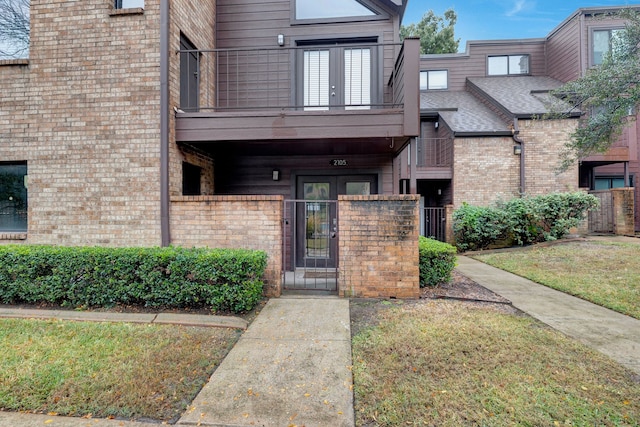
456;255;640;375
177;296;354;427
0;297;353;427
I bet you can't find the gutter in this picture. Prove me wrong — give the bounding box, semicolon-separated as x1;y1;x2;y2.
160;0;170;246
512;118;525;195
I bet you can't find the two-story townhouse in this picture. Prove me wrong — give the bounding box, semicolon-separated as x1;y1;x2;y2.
414;5;639;236
1;0;422;299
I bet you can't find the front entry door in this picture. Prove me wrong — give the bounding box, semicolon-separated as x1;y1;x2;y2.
295;175;377;268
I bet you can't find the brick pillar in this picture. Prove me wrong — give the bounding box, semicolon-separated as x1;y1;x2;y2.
338;195;420;299
612;188;635;235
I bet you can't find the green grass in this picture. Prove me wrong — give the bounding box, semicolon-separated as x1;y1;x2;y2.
472;240;640;319
0;318;240;422
352;300;640;427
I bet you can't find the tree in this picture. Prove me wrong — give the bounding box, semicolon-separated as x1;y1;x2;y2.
0;0;30;59
550;9;640;168
400;8;459;54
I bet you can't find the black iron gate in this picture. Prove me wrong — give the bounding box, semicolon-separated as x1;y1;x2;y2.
282;200;339;291
422;207;447;242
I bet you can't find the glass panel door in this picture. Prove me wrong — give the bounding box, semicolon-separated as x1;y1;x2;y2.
303;50;329;111
296;177;337;268
344;48;371;110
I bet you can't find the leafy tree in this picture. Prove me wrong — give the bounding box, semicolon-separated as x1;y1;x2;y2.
550;9;640;169
400;8;459;54
0;0;30;59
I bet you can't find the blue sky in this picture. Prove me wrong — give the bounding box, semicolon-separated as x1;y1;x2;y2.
402;1;639;51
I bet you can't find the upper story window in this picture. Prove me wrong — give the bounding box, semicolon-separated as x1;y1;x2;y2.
487;55;529;76
294;0;379;21
592;29;622;65
115;0;144;9
420;70;448;90
0;0;30;60
0;162;28;233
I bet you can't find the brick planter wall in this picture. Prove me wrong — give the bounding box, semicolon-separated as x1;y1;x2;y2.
338;195;420;299
170;196;283;296
612;188;635;235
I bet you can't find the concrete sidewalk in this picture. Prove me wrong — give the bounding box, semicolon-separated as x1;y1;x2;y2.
177;296;354;427
0;297;353;427
456;255;640;375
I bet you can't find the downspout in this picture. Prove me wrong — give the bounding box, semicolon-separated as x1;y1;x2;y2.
160;0;170;246
512;118;525;195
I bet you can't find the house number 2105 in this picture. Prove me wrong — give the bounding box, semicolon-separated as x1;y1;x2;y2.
331;159;348;166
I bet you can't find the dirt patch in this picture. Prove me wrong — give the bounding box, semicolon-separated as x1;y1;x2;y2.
350;270;520;337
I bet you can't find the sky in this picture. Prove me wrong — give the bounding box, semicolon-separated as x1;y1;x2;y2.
402;0;640;52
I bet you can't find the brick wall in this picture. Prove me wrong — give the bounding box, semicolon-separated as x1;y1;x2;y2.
170;195;283;296
169;0;216;197
453;136;521;207
519;119;579;195
0;0;163;246
453;119;579;208
338;195;420;299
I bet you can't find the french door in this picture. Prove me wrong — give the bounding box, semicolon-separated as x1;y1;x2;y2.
299;43;375;110
295;175;377;268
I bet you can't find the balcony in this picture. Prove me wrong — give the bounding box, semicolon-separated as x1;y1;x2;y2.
415;137;454;179
174;38;420;154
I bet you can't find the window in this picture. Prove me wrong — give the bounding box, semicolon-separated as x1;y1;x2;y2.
487;55;529;76
180;34;199;111
295;0;376;20
592;29;622;65
115;0;144;9
420;70;448;90
594;175;633;190
0;162;27;232
182;162;201;196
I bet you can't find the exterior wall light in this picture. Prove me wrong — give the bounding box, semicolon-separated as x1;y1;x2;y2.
277;34;285;46
513;145;522;155
272;169;280;181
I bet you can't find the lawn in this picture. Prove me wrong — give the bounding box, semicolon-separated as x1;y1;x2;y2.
472;240;640;319
0;318;241;422
351;300;640;426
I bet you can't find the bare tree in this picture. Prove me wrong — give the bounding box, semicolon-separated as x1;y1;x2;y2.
0;0;30;59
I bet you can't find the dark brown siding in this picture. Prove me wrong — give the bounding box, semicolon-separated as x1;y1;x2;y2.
419;40;546;92
213;154;394;196
546;15;581;82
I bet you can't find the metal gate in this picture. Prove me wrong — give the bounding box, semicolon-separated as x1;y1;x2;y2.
588;190;614;233
282;200;339;291
422;207;447;242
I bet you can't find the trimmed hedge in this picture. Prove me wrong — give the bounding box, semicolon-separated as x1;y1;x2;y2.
0;245;267;313
419;236;457;287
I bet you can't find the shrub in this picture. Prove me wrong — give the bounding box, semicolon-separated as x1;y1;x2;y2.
0;245;267;313
452;203;511;251
454;192;599;251
418;236;457;287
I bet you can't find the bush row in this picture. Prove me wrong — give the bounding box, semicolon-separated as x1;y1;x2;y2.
419;236;457;287
0;245;267;313
453;192;599;251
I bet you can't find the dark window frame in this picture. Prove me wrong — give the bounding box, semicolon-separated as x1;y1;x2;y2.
420;70;448;90
591;27;624;66
290;0;388;25
182;162;202;196
114;0;144;9
0;161;28;233
487;54;530;76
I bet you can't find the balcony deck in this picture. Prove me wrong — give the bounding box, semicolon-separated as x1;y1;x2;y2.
174;39;420;155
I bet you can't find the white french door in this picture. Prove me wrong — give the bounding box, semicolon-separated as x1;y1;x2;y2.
301;45;373;110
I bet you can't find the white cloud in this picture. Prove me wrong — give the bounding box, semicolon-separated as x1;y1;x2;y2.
505;0;531;17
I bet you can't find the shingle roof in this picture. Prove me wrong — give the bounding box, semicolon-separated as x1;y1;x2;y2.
467;76;566;116
420;91;510;134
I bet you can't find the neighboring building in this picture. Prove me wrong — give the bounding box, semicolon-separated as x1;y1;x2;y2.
414;5;639;236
